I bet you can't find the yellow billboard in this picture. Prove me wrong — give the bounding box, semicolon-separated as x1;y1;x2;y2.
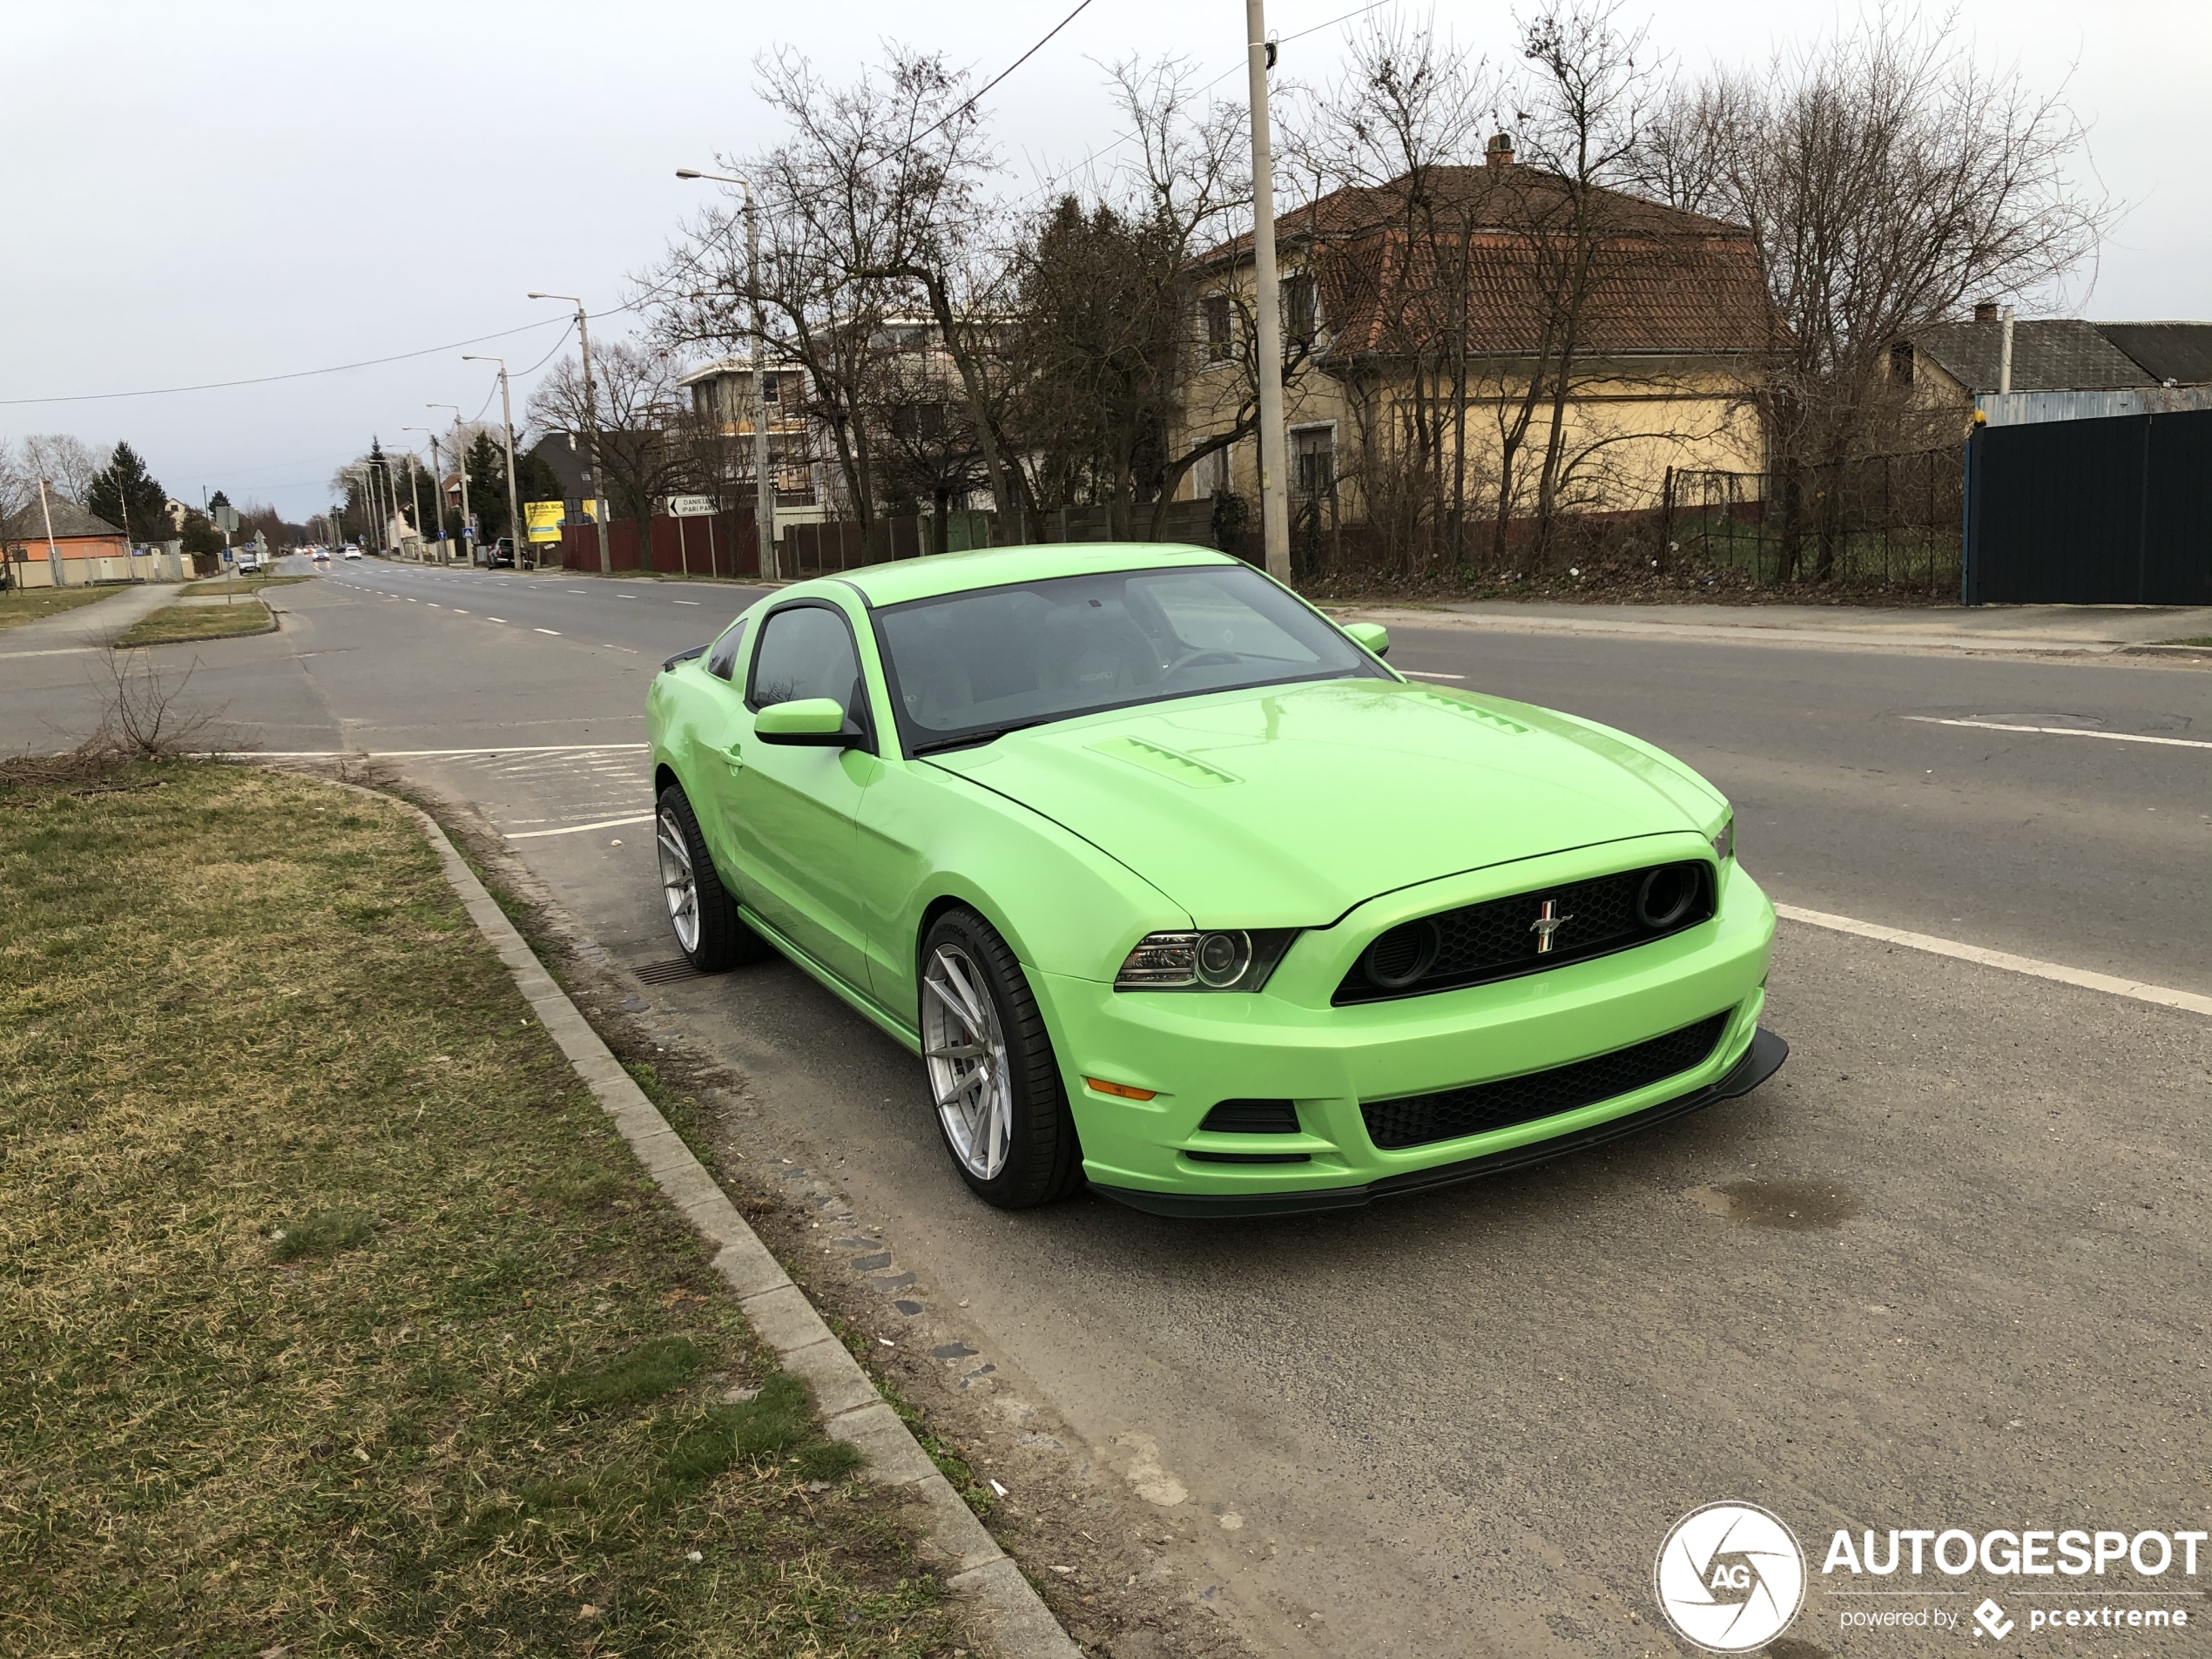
523;501;566;544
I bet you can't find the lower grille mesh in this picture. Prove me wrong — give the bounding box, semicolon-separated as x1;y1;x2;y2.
1361;1013;1731;1151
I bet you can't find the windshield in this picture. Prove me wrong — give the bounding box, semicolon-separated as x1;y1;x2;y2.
875;563;1388;752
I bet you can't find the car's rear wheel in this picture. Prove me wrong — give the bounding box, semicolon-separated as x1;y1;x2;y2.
656;784;769;971
920;908;1084;1209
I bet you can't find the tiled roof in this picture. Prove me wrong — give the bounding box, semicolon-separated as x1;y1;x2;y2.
2;495;124;541
1204;166;1782;359
1907;320;2153;394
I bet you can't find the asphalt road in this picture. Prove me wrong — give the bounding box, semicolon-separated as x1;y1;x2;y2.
10;559;2207;1657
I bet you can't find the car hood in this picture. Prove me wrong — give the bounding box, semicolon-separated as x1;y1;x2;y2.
924;677;1725;924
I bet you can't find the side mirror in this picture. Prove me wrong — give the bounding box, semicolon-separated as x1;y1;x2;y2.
1343;620;1390;658
754;697;861;747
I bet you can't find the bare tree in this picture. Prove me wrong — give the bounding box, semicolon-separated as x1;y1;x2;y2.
528;342;696;566
648;47;993;530
17;434;104;507
1644;14;2106;574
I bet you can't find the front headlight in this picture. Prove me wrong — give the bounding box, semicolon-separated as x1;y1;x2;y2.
1115;928;1298;991
1711;814;1735;864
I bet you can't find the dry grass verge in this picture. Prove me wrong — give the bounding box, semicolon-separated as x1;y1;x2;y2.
115;599;275;647
0;759;956;1658
0;586;123;630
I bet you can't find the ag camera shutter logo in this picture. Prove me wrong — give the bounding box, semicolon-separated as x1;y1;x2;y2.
1654;1501;1808;1652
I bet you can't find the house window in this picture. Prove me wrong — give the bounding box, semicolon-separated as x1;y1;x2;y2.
1202;294;1232;363
1292;425;1334;496
1198;445;1231;498
1284;273;1317;348
1891;341;1915;384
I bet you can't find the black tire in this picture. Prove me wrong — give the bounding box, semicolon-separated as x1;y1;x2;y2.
918;907;1085;1209
655;784;772;971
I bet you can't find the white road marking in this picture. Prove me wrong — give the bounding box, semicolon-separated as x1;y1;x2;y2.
672;599;701;605
488;617;507;623
536;627;560;636
1776;903;2212;1019
237;743;647;758
451;608;469;614
505;813;657;840
1401;669;1467;680
1905;715;2212;752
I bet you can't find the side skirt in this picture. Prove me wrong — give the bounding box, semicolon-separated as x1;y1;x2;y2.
737;905;922;1055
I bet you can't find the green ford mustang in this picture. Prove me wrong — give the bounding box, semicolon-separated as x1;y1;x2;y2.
646;543;1784;1216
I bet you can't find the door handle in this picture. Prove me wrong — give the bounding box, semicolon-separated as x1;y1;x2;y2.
724;741;745;772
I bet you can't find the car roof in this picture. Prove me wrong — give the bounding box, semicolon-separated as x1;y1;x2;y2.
830;541;1239;607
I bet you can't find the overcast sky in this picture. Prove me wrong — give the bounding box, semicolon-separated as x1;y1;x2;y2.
5;0;2204;522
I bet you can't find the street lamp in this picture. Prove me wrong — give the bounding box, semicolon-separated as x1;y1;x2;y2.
526;291;611;574
676;168;779;581
463;354;529;570
427;403;473;565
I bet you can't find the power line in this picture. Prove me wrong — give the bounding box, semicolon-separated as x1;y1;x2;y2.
865;0;1100;180
0;316;570;408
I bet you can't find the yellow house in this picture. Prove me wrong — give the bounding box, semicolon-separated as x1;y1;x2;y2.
1176;141;1783;550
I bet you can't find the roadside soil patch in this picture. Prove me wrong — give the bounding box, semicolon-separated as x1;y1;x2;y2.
115;598;275;646
1299;550;1956;609
0;586;122;630
0;759;958;1658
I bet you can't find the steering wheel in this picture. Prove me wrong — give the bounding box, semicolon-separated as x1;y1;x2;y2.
1163;647;1244;673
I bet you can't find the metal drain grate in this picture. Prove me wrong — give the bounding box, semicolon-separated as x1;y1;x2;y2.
634;957;704;986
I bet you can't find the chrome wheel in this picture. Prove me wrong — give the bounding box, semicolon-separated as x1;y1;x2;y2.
657;805;700;953
922;942;1012;1180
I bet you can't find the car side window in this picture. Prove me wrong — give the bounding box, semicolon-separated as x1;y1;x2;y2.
705;618;747;681
746;603;867;727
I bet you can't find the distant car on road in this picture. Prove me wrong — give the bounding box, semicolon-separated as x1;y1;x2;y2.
343;547;363;562
489;537;518;569
645;543;1785;1216
234;550;263;575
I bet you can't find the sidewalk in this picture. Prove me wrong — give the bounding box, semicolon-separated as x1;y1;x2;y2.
0;583;184;658
1337;597;2212;657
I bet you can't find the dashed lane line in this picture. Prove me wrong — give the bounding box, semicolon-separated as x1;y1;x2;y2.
1905;715;2212;752
1776;904;2212;1019
536;628;561;636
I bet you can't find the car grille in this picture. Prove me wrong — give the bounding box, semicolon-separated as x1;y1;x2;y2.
1333;860;1716;1004
1359;1011;1731;1151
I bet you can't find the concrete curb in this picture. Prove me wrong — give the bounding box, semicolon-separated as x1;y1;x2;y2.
394;795;1079;1659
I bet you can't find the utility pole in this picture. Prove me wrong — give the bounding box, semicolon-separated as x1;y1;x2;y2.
678;169;780;580
37;477;63;587
464;354;529;570
402;426;440;558
109;455;138;580
428;405;474;565
1245;0;1291;583
529;293;610;573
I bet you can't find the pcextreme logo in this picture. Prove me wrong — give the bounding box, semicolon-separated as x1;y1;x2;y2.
1654;1502;1809;1652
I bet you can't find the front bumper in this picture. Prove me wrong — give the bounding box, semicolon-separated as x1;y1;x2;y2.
1041;857;1781;1214
1094;1027;1787;1217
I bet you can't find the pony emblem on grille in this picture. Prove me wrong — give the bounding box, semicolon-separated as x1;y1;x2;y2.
1530;898;1574;953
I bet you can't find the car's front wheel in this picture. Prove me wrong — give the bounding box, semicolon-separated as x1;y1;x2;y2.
655;784;770;971
919;908;1084;1209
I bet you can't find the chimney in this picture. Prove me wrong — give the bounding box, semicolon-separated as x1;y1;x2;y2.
1973;300;2000;324
1486;132;1514;171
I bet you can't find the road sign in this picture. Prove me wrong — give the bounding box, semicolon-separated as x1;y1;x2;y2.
666;495;716;518
213;504;239;533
